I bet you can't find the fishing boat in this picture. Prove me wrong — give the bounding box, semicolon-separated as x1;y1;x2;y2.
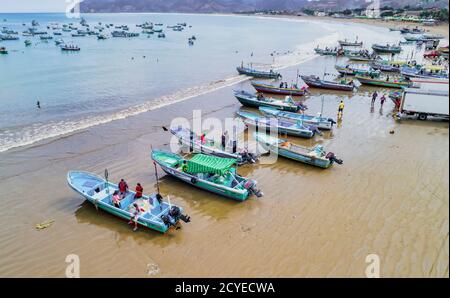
400;27;425;34
250;81;307;96
400;65;449;79
54;38;64;45
355;75;411;88
301;75;355;91
236;65;281;79
259;107;335;130
371;60;408;73
97;34;108;40
151;150;263;201
314;47;342;56
67;171;190;233
404;35;422;42
233;90;304;112
254;133;342;169
345;52;379;62
0;34;19;41
61;44;80;51
71;33;86;37
24;40;32;46
338;39;363;47
53;32;62;36
157;32;166;38
335;64;380;77
164;126;259;165
371;44;402;54
0;47;7;54
236;110;316;138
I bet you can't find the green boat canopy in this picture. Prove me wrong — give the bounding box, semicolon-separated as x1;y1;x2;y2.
187;154;236;175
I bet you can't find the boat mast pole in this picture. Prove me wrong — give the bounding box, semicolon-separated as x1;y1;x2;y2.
320;96;324;118
151;146;161;195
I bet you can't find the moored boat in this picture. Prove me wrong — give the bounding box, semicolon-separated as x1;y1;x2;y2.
338;39;363;47
236;110;316;138
259;107;335;130
0;47;8;54
234;90;303;112
355;75;411;88
371;60;408;73
335;64;380;77
254;133;342;169
67;171;190;233
164;126;259;165
236;65;281;79
401;65;449;79
61;44;80;51
250;81;307;96
151;150;263;201
301;75;355;91
371;44;402;54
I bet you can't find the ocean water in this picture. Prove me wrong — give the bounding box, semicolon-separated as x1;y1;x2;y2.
0;13;337;152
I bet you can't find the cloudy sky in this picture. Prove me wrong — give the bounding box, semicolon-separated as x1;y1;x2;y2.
0;0;76;12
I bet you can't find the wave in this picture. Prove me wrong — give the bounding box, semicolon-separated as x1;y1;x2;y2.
0;31;340;153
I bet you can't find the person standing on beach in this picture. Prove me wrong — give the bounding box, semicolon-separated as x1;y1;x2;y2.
380;94;386;108
338;100;345;119
371;91;378;105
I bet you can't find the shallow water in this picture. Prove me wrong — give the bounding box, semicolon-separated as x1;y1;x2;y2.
0;15;448;277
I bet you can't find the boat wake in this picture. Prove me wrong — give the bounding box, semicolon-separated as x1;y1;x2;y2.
0;32;340;154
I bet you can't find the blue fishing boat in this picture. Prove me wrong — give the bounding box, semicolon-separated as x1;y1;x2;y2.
259;107;335;130
251;81;307;96
67;171;190;233
400;65;448;79
234;90;304;112
236;65;281;79
164;126;259;165
236;110;316;138
254;133;342;169
151;150;263;201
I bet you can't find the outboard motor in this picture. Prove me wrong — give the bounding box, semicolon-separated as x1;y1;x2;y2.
325;152;343;165
328;118;337;125
169;206;191;223
244;179;263;197
240;149;258;164
307;125;322;136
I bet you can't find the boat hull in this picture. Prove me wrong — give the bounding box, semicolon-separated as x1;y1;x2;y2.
236;67;280;79
259;107;334;130
251;82;306;96
234;92;300;112
301;76;354;91
355;76;410;89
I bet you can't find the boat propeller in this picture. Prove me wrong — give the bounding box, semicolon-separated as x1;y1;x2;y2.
244;179;264;197
161;206;191;228
325;152;343;165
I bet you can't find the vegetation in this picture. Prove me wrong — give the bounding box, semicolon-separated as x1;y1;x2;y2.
420;8;449;21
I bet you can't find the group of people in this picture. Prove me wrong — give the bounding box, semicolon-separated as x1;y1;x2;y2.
111;179;145;231
371;91;387;108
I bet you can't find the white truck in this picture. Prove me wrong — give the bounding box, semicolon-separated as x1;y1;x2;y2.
398;79;449;121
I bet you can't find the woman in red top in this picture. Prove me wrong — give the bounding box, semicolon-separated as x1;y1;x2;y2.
134;183;143;199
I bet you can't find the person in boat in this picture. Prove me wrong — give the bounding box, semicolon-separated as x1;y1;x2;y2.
200;133;206;144
279;82;284;88
257;93;264;101
128;203;142;231
134;183;143;199
221;132;226;150
371;91;378;105
338;100;345;119
112;190;121;208
118;179;128;198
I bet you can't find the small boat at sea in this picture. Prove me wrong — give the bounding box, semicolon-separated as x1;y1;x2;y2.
338;39;363;47
335;64;380;77
371;44;402;54
236;65;281;79
301;75;355;91
259;107;335;130
54;38;64;45
0;34;19;41
24;40;32;46
157;32;166;38
400;27;425;34
61;44;80;51
355;75;411;88
254;133;342;169
97;34;108;40
40;35;53;40
71;33;86;37
164;126;259;165
67;171;190;233
0;47;8;54
151;150;263;201
237;110;316;138
250;81;307;96
234;90;304;112
400;65;449;79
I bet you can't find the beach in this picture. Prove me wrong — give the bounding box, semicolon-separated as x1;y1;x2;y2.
0;14;448;277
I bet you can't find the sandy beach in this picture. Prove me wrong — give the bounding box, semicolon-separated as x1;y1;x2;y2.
0;15;448;278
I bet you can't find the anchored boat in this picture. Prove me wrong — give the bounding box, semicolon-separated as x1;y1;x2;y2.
234;90;304;112
237;110;316;138
164;126;259;165
236;65;281;79
335;64;380;77
301;75;355;91
259;107;335;130
355;75;411;88
151;150;263;201
67;171;190;233
371;44;402;54
401;65;448;79
254;133;342;169
0;47;8;54
338;39;363;47
250;81;307;96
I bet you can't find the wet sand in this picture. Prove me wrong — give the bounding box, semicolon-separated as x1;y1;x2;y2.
0;21;448;278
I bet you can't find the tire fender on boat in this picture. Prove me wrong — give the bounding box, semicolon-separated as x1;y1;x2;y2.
191;177;198;184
